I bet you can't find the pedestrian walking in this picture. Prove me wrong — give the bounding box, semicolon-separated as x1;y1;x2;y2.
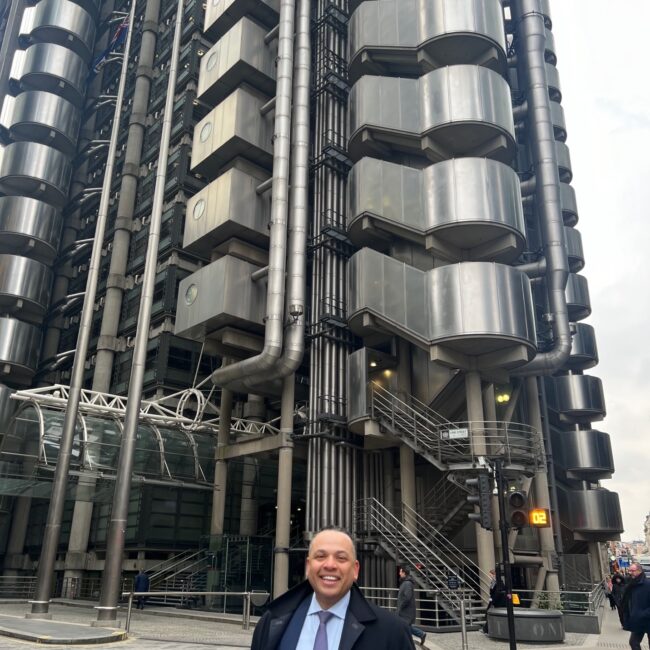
621;563;650;650
134;569;150;610
397;567;427;646
612;573;627;626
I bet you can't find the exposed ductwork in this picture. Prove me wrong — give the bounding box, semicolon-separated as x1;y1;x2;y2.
209;0;296;389
511;0;571;376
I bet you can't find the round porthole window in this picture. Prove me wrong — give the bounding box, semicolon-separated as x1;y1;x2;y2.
200;122;212;142
185;284;198;305
192;198;206;220
207;52;217;71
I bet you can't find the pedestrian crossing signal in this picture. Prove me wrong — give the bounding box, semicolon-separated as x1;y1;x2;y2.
529;508;551;527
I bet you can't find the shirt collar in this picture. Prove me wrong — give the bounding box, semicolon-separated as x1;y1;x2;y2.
307;589;351;620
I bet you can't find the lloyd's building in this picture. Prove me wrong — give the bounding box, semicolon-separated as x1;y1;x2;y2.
0;0;623;625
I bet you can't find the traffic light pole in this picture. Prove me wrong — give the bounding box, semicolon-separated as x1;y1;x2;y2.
495;459;517;650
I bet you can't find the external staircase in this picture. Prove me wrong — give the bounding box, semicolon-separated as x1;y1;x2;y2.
356;497;490;627
368;382;543;471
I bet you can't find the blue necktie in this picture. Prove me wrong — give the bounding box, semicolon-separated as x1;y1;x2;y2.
313;610;334;650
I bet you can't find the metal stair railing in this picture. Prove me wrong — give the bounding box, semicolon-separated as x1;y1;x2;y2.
355;498;483;625
401;502;492;599
422;474;471;523
369;383;543;469
149;548;205;587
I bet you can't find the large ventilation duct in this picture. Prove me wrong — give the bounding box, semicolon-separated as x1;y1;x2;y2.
511;0;571;376
208;0;296;389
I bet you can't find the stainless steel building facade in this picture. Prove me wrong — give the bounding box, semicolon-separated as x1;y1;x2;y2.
0;0;623;619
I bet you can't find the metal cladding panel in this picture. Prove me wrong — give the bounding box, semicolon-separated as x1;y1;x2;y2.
0;383;15;431
567;322;598;370
9;91;81;156
560;488;623;535
0;142;72;207
347;157;526;262
545;28;556;65
554;429;614;479
198;18;277;107
550;100;566;142
565;272;591;321
348;248;536;364
20;43;87;108
540;0;552;27
348;0;507;82
204;0;279;41
428;261;536;356
564;226;584;272
347;348;368;425
546;62;561;102
560;182;578;226
0;196;62;263
348;65;516;164
191;88;274;177
553;374;605;422
68;0;101;19
0;316;42;385
0;141;72;208
556;141;572;182
174;256;266;341
183;166;271;255
0;254;52;320
30;0;96;62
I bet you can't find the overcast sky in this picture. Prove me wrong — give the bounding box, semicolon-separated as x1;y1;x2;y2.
550;1;650;541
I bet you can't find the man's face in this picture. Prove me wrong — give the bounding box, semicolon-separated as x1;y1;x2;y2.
306;530;360;609
629;564;643;578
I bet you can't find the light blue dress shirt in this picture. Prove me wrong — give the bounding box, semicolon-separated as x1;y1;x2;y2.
295;591;351;650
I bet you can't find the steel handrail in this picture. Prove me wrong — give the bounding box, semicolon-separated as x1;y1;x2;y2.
122;589;269;632
149;548;204;584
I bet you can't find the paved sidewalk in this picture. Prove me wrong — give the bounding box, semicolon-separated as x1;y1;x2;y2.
0;599;646;650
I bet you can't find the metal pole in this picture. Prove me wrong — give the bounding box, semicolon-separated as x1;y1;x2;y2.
28;2;136;617
125;593;133;633
243;592;251;630
95;0;184;622
495;459;517;650
459;597;468;650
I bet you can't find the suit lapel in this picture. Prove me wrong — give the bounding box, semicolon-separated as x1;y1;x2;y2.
267;612;294;650
339;608;365;650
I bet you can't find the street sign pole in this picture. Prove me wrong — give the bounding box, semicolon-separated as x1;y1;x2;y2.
495;459;517;650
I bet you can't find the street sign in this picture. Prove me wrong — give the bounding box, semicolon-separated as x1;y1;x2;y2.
442;427;469;440
447;575;460;590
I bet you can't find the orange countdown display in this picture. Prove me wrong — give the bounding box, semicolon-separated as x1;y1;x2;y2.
529;508;551;527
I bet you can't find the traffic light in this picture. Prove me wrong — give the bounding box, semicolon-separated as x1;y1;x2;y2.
507;490;529;529
466;474;493;530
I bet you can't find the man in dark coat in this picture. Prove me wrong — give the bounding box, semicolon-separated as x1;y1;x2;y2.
482;568;507;633
622;563;650;650
134;569;150;610
251;528;415;650
397;567;426;646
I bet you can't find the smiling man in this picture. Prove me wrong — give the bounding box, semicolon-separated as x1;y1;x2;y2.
251;527;416;650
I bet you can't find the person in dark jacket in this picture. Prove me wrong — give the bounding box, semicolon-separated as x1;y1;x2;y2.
482;568;507;633
621;563;650;650
134;569;150;610
612;573;627;626
397;567;427;646
250;528;415;650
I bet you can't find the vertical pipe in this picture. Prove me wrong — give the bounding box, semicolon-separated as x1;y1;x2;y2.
95;0;183;620
273;375;294;597
466;370;495;602
525;376;560;596
211;386;233;537
29;3;136;615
